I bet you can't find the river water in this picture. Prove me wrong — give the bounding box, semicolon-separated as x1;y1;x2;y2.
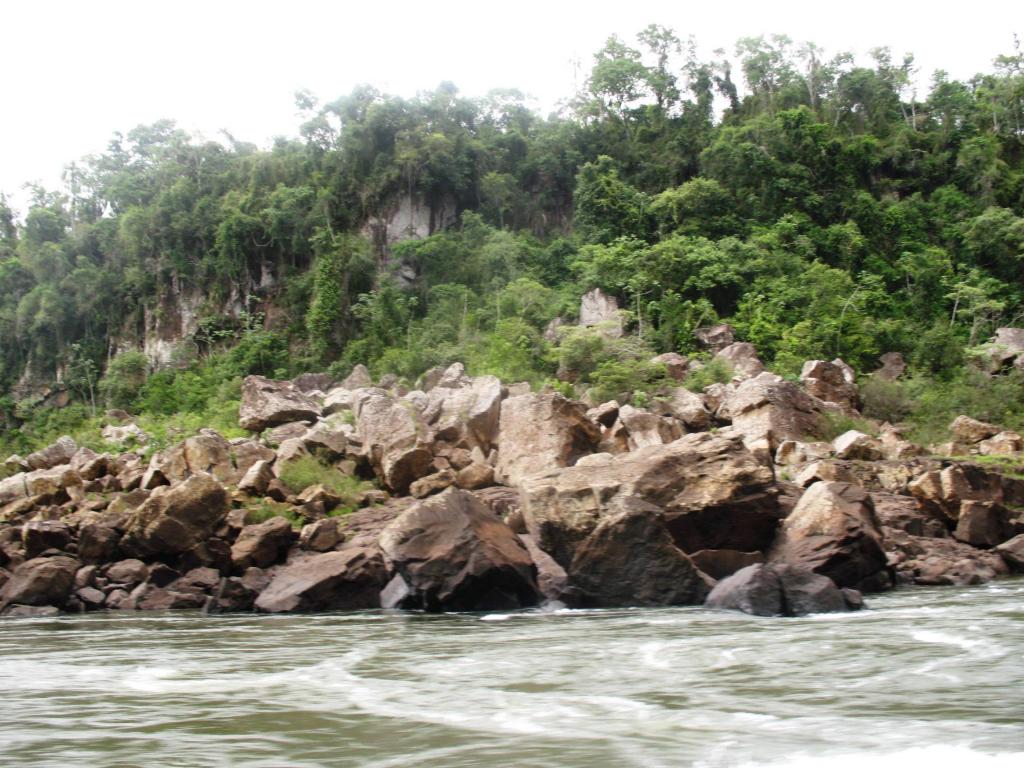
1;580;1022;768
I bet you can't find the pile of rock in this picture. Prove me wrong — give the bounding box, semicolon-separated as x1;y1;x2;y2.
3;339;1024;620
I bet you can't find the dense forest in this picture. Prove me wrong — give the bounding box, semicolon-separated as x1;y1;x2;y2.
2;27;1024;453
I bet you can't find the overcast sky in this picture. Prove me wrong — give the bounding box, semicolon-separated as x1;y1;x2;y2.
1;0;1019;213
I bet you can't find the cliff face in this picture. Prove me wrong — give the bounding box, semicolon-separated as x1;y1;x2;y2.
11;192;452;399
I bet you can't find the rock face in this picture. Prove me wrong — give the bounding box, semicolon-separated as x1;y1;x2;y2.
254;547;387;613
379;488;539;611
949;416;1000;445
579;288;623;337
520;432;778;569
120;474;230;558
567;500;711;607
769;481;889;591
239;375;321;432
494;393;601;486
705;563;857;616
719;373;826;451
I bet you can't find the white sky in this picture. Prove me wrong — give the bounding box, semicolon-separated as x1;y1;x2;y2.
1;0;1020;214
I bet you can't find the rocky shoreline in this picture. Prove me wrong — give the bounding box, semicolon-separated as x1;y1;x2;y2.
2;342;1024;620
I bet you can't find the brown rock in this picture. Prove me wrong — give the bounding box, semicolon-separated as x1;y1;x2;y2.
950;415;1001;445
718;373;827;452
120;474;230;558
22;520;72;559
409;469;456;499
25;436;78;471
238;459;275;496
494;393;601;486
705;563;855;616
520;432;778;569
239;375;321;432
689;549;765;581
518;533;570;603
996;534;1024;571
77;523;120;564
255;547;387;612
567;500;711;607
655;388;710;432
801;359;859;411
978;432;1023;456
651;352;690;381
694;323;735;352
953;501;1012;548
832;430;884;461
299;519;341;552
885;527;1008;585
105;559;148;586
715;342;764;380
379;488;539;611
768;481;889;591
354;390;434;494
231;517;297;571
455;462;494;490
0;555;79;609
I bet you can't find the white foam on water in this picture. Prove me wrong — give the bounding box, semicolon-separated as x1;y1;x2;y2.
717;744;1024;768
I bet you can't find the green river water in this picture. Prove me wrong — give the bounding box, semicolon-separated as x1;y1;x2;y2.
1;579;1022;767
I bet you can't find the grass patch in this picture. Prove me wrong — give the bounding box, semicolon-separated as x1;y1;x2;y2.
815;411;878;441
277;455;374;512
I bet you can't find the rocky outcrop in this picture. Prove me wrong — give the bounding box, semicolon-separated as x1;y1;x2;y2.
239;375;321;432
579;288;623;337
715;342;764;380
705;563;859;616
494;393;600;486
378;488;539;611
694;323;735;352
231;517;297;571
768;481;889;591
0;555;79;610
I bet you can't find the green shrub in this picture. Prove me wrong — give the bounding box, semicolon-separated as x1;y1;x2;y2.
859;376;914;423
589;359;670;404
98;350;149;410
817;411;878;441
683;358;734;392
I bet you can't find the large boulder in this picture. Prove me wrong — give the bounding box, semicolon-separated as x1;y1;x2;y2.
255;547;387;613
654;388;710;432
231;517;297;571
768;481;889;591
379;488;539;611
22;521;72;559
694;323;735;352
705;563;857;616
25;436;78;471
520;432;778;569
239;375;321;432
715;342;764;380
800;360;859;411
494;393;601;486
120;474;230;558
718;372;827;451
147;431;239;486
428;375;504;451
0;555;79;610
950;415;1001;445
354;389;434;494
567;499;711;607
